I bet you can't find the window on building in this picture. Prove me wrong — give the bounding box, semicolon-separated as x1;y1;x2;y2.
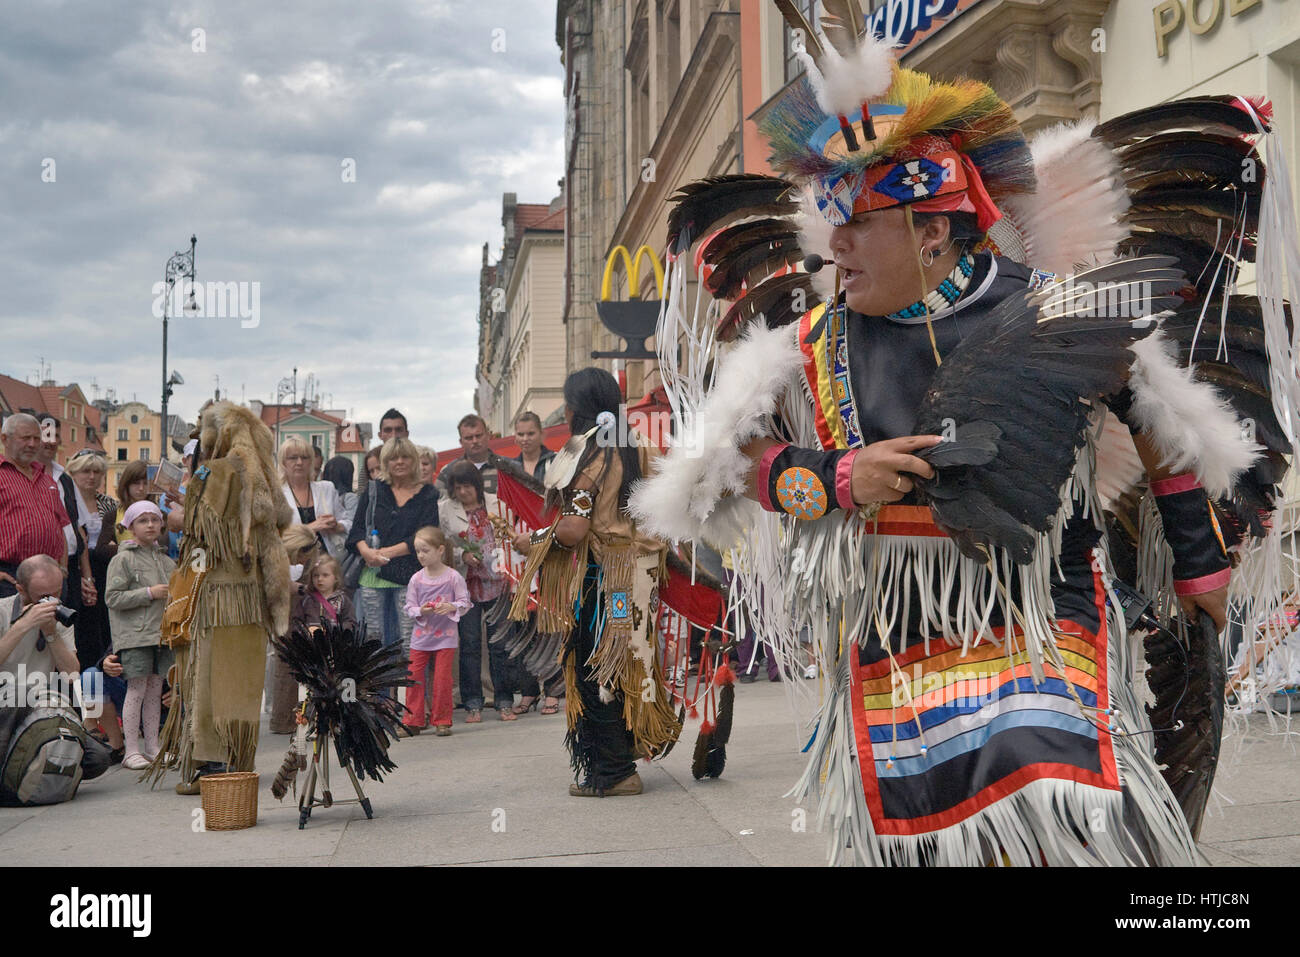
130;414;138;424
664;1;681;107
141;448;150;462
140;428;151;441
117;449;127;461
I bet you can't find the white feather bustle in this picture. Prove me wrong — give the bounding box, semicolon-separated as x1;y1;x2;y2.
1000;122;1131;276
628;322;805;546
1127;330;1261;497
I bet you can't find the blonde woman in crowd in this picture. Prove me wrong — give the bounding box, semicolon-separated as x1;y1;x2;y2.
279;435;350;559
345;437;441;651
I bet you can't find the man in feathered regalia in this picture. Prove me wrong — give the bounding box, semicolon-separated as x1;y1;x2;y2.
631;2;1299;865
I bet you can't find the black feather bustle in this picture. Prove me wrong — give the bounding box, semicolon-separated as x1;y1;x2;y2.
1095;95;1269;146
272;619;412;783
713;684;734;746
1144;614;1225;840
700;218;802;300
911;256;1182;564
691;728;713;780
704;740;727;778
665;175;797;255
717;272;816;341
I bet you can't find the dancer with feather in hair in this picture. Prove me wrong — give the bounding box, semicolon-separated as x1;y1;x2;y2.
631;1;1300;865
507;368;681;796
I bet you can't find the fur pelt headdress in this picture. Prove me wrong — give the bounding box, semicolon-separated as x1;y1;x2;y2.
196;400;294;634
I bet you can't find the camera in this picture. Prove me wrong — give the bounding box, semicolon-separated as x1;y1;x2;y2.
38;595;77;627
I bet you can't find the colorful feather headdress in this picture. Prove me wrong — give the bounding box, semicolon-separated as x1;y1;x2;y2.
760;2;1034;230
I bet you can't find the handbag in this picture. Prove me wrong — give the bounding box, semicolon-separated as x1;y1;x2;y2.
161;561;206;648
341;480;377;589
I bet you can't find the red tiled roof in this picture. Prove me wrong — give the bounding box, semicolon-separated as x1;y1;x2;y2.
527;207;565;232
0;374;46;418
513;203;554;235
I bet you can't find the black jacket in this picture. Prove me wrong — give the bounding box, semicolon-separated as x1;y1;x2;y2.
514;448;555;482
345;481;440;586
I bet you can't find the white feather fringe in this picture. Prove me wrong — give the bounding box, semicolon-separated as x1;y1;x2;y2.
629;322;804;545
1001;121;1131;276
1128;330;1261;498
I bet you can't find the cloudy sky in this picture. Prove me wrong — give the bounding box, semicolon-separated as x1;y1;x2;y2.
0;0;565;450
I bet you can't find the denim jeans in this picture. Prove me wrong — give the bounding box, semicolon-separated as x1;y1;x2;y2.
358;586;413;651
457;601;512;711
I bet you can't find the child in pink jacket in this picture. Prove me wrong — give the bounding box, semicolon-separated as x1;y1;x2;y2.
402;527;471;735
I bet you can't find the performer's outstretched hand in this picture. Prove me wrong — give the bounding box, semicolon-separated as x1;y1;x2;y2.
851;435;942;505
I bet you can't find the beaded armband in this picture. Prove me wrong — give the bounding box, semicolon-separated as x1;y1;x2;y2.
561;488;595;520
1151;473;1230;595
758;445;859;520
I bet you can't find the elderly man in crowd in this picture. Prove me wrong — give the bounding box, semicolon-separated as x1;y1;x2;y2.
0;414;71;599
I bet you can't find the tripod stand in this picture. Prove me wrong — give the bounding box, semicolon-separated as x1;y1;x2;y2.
297;727;374;829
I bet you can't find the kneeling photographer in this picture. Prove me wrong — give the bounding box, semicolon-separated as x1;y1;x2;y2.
0;554;111;805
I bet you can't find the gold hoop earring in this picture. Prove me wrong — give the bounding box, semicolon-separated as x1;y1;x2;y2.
920;246;935;268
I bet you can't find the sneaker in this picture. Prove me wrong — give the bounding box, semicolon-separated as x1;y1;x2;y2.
569;772;643;797
803;664;818;679
739;672;757;684
122;752;150;771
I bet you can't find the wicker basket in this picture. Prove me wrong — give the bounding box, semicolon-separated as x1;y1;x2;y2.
199;772;259;830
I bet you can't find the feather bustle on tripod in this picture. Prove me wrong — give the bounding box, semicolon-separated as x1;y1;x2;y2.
272;619;412;783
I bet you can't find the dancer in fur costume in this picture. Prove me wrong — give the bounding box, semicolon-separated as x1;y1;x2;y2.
631;2;1299;865
507;368;680;797
151;401;293;793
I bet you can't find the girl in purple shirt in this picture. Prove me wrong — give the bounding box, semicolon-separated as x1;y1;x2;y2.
402;527;470;735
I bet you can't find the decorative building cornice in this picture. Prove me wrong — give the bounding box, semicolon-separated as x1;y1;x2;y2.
905;0;1113;131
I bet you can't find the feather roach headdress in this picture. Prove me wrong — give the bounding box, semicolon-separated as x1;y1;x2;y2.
759;6;1034;230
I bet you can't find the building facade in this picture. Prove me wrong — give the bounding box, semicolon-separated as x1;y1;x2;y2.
477;192;567;436
105;401;161;489
248;402;371;485
557;0;1298;399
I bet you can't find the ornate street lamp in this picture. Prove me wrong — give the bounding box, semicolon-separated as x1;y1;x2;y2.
160;234;197;461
